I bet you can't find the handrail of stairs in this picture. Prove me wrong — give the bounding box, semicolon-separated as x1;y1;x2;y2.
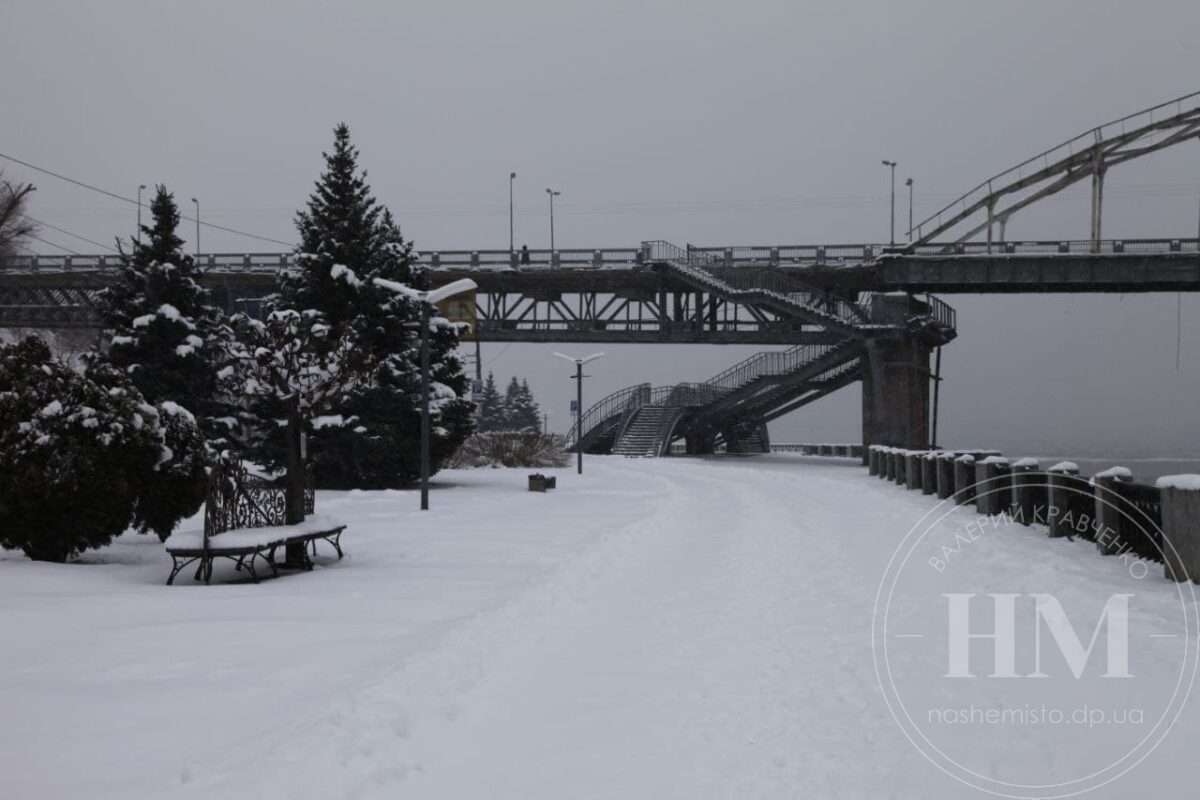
567;382;650;448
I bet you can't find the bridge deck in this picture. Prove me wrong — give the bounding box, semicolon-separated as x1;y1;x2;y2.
3;241;1199;338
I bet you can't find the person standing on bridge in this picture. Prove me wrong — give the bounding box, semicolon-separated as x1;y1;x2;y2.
520;244;530;266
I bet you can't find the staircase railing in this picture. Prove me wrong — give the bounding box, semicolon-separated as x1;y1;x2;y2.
705;342;845;394
566;382;650;447
922;293;956;331
656;248;869;329
710;268;868;325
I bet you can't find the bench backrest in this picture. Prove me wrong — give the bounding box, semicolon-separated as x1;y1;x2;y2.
203;462;315;549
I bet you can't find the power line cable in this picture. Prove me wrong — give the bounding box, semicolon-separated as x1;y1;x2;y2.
24;215;118;252
27;233;81;255
0;151;294;247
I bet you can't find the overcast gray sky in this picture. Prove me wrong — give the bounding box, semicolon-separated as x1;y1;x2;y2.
3;0;1199;459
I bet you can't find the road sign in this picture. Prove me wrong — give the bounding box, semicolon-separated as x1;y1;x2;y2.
570;400;578;412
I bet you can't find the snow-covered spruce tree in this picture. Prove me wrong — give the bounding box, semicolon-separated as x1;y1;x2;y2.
0;337;206;560
477;372;503;433
93;185;227;447
514;378;542;431
278;123;472;488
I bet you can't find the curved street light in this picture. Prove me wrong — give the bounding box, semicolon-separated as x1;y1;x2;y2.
553;351;605;474
375;277;478;509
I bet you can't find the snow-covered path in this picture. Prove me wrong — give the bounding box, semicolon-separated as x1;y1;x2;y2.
394;459;898;798
2;455;1197;799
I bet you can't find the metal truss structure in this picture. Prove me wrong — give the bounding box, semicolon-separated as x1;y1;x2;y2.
911;90;1200;250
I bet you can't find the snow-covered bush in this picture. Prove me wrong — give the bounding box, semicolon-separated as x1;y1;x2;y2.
0;338;206;561
447;432;570;469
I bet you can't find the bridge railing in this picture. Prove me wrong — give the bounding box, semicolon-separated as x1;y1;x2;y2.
901;238;1200;258
3;238;1198;275
690;244;883;266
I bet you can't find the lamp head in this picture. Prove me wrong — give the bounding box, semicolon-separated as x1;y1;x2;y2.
425;278;478;305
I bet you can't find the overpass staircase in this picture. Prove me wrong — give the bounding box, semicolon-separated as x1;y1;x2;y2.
566;242;956;456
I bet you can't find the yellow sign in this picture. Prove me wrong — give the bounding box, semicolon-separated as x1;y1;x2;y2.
436;289;477;341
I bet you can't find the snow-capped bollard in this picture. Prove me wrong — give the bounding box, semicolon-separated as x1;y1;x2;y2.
1010;458;1044;526
921;452;938;495
1157;475;1200;582
884;448;896;481
954;454;976;505
1093;466;1133;556
1047;462;1086;538
868;445;880;475
974;456;1011;515
936;452;956;499
905;451;924;491
894;450;908;486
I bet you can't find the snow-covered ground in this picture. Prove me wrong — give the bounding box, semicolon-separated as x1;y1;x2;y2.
1;455;1197;799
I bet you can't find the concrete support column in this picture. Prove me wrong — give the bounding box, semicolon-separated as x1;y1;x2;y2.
861;294;933;451
954;454;976;506
1094;466;1133;556
1158;476;1200;583
974;456;1011;515
936;452;956;499
1010;458;1043;526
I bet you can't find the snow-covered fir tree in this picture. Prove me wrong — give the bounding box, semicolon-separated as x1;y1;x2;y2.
477;374;542;432
501;376;541;432
93;185;227;445
0;337;207;560
276;123;473;488
515;378;542;431
477;372;504;432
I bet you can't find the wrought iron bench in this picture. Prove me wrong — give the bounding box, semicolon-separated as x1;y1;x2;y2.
165;462;346;585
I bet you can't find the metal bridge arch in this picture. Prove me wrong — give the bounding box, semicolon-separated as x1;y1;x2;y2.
911;90;1200;251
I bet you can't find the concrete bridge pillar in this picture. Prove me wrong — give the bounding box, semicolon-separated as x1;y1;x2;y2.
860;294;933;451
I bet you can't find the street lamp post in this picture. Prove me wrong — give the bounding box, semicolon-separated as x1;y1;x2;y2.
509;172;516;260
553;352;604;475
190;197;200;259
411;278;478;510
545;188;561;252
905;177;914;243
136;184;147;245
881;160;897;246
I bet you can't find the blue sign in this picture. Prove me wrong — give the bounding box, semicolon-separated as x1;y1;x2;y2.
569;400;578;412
